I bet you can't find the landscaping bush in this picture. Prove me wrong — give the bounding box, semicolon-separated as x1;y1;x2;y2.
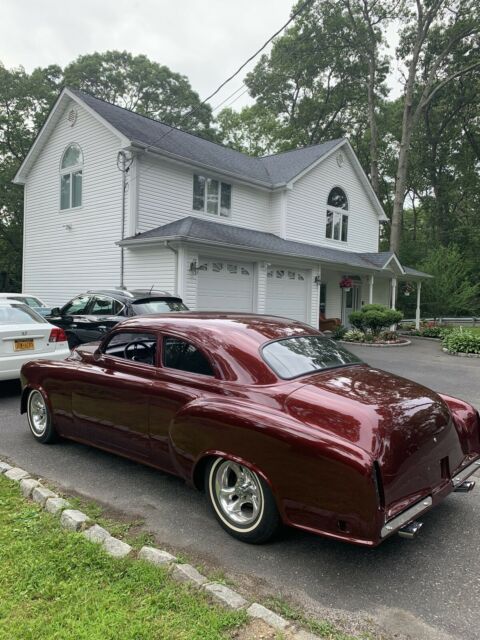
331;324;348;340
349;304;403;336
442;328;480;354
343;329;365;342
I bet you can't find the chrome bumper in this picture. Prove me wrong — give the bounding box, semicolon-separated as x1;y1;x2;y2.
452;458;480;488
381;457;480;539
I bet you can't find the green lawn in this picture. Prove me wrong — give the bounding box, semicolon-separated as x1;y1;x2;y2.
0;476;245;640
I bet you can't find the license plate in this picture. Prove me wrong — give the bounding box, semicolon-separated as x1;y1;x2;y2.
14;339;35;351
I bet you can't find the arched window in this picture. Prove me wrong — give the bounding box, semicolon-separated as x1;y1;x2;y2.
60;143;83;210
325;187;348;242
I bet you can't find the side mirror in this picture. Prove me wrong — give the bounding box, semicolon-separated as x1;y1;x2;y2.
50;307;61;316
93;348;102;361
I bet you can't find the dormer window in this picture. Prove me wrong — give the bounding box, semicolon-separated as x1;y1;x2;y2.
193;174;231;217
325;187;348;242
60;143;83;210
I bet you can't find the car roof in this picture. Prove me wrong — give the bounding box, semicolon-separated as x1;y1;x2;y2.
110;313;321;384
84;289;180;302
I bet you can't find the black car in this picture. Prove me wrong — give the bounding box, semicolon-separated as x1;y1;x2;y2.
48;289;188;349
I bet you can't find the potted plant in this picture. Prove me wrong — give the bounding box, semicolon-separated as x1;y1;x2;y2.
339;277;353;292
402;282;415;297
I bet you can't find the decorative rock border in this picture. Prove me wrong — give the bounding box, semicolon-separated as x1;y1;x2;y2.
442;348;480;359
339;339;411;348
0;458;322;640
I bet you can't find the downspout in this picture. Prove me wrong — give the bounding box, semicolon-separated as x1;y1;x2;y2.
164;241;179;296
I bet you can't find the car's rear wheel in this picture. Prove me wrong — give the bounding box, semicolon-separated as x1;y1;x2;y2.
205;457;281;544
27;390;57;444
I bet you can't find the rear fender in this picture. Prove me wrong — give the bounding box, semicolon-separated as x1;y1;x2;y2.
170;398;380;540
440;394;480;455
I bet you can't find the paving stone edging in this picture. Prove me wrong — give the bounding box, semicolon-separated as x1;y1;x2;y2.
0;459;320;640
338;339;411;348
441;347;480;359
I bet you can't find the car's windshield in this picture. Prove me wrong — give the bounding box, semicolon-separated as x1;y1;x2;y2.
0;304;47;325
262;335;362;379
132;299;188;314
8;296;44;308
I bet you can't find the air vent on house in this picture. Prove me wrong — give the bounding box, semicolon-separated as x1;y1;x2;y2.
67;109;78;127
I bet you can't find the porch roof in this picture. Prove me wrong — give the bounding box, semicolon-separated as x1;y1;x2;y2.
120;216;431;278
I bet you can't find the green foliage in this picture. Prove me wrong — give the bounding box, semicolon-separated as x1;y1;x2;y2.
343;329;366;342
331;324;348;340
349;304;403;336
418;246;480;317
442;327;480;354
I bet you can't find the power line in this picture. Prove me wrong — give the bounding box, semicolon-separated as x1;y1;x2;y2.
136;0;315;154
211;84;248;112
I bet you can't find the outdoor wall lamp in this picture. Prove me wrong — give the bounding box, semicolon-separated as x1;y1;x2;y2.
190;261;200;274
314;275;322;286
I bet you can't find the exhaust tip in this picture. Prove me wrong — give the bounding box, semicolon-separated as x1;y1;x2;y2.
454;480;475;493
398;520;423;539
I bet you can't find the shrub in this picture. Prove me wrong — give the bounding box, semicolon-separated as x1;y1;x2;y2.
343;329;365;342
381;330;398;342
331;324;348;340
349;304;403;336
442;328;480;354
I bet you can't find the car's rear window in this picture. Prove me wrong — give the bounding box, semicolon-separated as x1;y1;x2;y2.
132;299;188;314
0;304;47;325
262;335;362;379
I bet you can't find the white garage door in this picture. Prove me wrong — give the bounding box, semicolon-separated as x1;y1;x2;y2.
197;258;254;312
266;266;309;322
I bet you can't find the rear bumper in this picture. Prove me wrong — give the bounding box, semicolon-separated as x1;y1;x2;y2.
381;457;480;539
0;347;71;381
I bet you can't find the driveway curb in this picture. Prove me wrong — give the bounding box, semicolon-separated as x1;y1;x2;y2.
0;458;322;640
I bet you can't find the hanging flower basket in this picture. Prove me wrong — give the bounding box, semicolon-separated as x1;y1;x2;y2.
339;277;353;292
402;283;415;297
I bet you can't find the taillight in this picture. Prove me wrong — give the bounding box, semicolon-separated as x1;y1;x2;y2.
48;327;68;343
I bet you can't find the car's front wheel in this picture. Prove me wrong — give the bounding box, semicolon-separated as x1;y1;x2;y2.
27;390;57;444
205;457;281;544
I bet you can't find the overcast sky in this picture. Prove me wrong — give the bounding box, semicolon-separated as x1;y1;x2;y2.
0;0;402;111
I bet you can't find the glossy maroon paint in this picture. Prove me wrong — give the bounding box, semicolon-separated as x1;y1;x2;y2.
20;313;480;546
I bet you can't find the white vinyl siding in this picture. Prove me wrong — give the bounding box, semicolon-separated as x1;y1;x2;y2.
23;100;125;306
123;246;176;293
286;150;380;253
137;155;271;234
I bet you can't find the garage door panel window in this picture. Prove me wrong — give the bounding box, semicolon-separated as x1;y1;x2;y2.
325;187;348;242
193;174;231;217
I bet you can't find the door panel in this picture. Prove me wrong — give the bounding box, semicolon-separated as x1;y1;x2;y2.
197;258;254;312
266;266;309;322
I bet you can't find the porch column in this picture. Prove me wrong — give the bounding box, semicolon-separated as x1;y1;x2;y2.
390;277;397;309
415;281;422;330
368;275;374;304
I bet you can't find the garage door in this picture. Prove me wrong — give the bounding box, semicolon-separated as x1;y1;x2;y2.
197;258;254;312
266;266;309;322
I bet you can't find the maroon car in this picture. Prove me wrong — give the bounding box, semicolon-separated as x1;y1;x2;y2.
20;314;480;546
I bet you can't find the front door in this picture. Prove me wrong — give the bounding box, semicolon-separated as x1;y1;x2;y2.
343;284;361;327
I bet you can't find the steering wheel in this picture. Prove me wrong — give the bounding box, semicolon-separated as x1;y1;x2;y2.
123;340;152;362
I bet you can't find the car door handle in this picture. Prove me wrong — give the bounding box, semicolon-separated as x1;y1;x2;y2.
70;323;77;328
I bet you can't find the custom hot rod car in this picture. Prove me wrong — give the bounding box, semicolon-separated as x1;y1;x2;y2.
20;313;480;545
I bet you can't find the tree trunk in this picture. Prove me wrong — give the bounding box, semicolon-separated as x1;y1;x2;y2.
367;55;380;196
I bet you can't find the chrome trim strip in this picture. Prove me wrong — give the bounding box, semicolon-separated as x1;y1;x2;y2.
452;458;480;487
381;497;432;538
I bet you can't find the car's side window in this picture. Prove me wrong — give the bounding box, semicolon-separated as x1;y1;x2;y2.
162;337;214;376
90;296;123;316
62;295;91;315
103;331;157;366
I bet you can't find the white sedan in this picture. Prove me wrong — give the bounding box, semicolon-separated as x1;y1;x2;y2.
0;301;70;381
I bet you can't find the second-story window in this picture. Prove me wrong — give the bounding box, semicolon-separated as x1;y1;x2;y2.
193;174;231;217
60;143;83;210
325;187;348;242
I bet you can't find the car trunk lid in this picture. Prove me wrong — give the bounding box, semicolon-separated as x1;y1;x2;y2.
0;323;55;357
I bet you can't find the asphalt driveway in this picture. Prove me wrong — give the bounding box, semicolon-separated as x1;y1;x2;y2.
1;337;479;640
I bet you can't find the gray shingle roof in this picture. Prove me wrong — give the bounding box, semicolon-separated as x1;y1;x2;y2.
120;216;430;277
70;88;343;186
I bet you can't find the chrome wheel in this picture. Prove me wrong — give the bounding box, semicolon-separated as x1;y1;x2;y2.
214;460;263;527
28;391;48;436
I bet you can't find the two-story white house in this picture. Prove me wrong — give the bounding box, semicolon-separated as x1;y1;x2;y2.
13;88;429;328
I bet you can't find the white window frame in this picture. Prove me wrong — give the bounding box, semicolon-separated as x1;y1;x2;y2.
60;143;83;211
325;187;348;242
192;174;232;218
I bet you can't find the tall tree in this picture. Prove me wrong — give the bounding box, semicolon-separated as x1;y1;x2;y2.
63;51;215;137
390;0;480;253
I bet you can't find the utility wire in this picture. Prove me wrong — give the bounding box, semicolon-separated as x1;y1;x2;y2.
136;0;315;154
